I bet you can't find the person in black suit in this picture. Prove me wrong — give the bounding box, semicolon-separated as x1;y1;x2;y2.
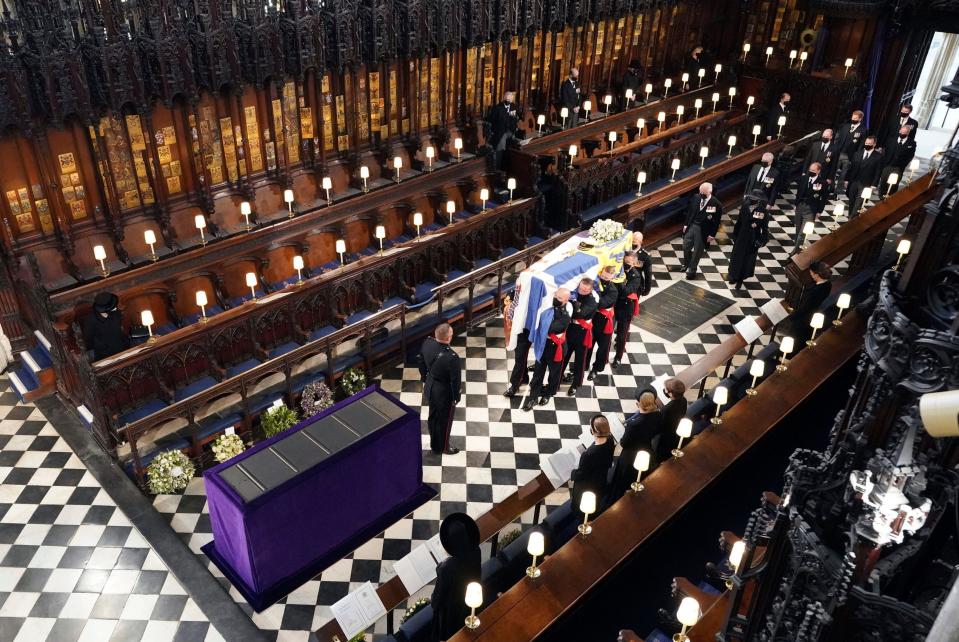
612;249;652;368
562;278;599;397
523;288;572;411
607;391;663;504
833;110;866;189
743;152;778;202
804;129;837;183
655;378;688;463
688;46;706;74
894;103;919;141
785;262;833;348
764;92;790;140
487;91;519;169
846;135;883;216
418;323;462;455
621;61;643;109
681;182;722;278
728;192;770;288
792;162;828;254
560;68;581;128
587;266;620;380
571;415;616;519
504;327;531;398
430;513;481;642
879;125;917;195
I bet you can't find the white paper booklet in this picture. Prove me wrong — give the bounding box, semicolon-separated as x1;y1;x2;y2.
393;543;438;594
331;581;387;638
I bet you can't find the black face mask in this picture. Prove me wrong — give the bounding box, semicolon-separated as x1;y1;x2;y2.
852;119;860;125
553;298;563;308
809;171;818;177
822;137;831;143
761;161;770;168
864;144;874;151
901;111;910;118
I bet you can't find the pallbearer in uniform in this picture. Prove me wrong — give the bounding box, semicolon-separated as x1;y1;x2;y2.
417;323;462;455
612;249;652;368
503;327;532;398
563;278;599;397
522;288;572;411
587;265;620;381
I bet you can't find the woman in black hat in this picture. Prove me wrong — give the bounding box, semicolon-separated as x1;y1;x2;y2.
727;192;770;290
82;292;130;361
431;512;482;641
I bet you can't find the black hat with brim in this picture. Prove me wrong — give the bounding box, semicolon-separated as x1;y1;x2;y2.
93;292;119;313
439;512;480;558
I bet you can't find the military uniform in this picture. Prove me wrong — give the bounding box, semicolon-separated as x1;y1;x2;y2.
613;254;653;365
588;277;620;379
524;300;572;409
418;337;462;454
562;289;599;393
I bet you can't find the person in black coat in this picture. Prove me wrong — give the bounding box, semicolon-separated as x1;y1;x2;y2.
804;129;837;183
418;323;462;455
763;92;790;140
430;513;482;642
792;162;828;254
612;250;652;368
845;135;883;216
587;266;619;380
833;110;866;189
607;391;663;505
728;193;770;288
560;68;581;128
687;46;706;74
82;292;130;362
562;278;599;397
571;415;616;519
892;103;918;142
523;288;572;411
743;152;778;203
879;125;917;195
681;182;723;278
654;378;688;463
621;62;643;109
504;326;531;398
785;262;833;348
487;91;519;169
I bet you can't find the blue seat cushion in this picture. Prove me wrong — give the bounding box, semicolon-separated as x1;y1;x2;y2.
174;375;218;402
345;309;373;325
182;305;225;326
395;604;433;642
118;398;168;426
309;325;337;341
226;358;260;378
500;247;520;258
413;282;438;303
474;257;493;268
196;413;242;441
382;296;408;309
269;342;301;359
447;269;467;280
156;323;178;335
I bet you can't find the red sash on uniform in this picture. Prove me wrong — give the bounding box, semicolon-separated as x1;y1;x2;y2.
575;318;594;349
548;333;567;362
627;293;640;316
597;307;615;334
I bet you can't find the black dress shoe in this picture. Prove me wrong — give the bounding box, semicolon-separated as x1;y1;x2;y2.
562;372;574;383
503;385;516;398
686;272;696;279
537;396;549;406
675;264;687;272
587;370;597;381
443;447;460;455
522;398;536;411
611;358;621;368
567;386;577;396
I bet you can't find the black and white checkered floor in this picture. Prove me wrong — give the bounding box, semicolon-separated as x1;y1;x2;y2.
0;172;919;641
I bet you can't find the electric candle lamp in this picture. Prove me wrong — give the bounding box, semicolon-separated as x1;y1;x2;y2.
828;201;845;231
454;137;463;161
844;57;854;78
727;135;737;158
143;230;158;262
746;95;755;114
711;385;728;426
464;582;483;630
393;156;402;182
644;82;653;101
292;255;304;284
608;130;617;152
711;91;720;113
799;50;808;70
697;68;705;87
742;42;751;62
360;165;370;193
413;212;423;237
446;200;456;223
245;272;258;302
895;239;911;270
699;146;708;169
568;144;578;160
808;312;825;346
788;49;797;68
714;63;722;83
93;244;108;276
195;290;208;322
694;98;702;119
746;359;765;396
834;292;851;326
480;188;489;210
507;177;517;202
801;220;815;249
657;111;666;129
624;88;634;108
560;106;569;128
681;72;689;90
321;177;333;206
636;117;645;133
537;114;546;134
583;99;592;120
860;186;873;213
375;225;386;253
603;94;612;114
885;172;900;197
194;214;207;245
676;104;684;124
526;531;545;579
728;86;737;109
752;124;762;147
670;157;681;182
675;596;700;642
777;336;794;372
672;418;693;458
141;310;156;343
578;491;596;536
240;201;253;232
631;450;650;492
425;145;435;172
727;540;746;588
663;77;672;98
765;45;774;67
636;170;646;197
335;239;346;265
777;115;787;137
908;158;920;179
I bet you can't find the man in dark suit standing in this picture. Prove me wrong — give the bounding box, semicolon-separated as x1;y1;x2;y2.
654;378;688;463
743;152;779;203
894;103;919;141
418;323;462;455
621;61;643;109
487;91;519;169
792;162;828;254
681;182;722;279
764;92;790;140
560;68;581;129
845;135;883;216
804;128;837;184
879;125;917;195
523;288;572;410
833;110;866;190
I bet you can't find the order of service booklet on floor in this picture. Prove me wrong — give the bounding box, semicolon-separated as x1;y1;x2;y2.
331;581;388;639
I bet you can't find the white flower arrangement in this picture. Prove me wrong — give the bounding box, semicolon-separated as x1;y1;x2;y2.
341;367;368;397
211;433;245;463
589;218;627;245
146;449;195;495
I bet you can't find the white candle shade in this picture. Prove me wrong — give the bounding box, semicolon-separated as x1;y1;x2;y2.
676;105;685;116
480;188;489;201
633;450;650;472
583;100;592;111
195;290;207;307
637;171;647;183
743;43;751;53
746;96;755;106
527;531;545;557
810;312;825;330
245;272;257;288
194;214;206;229
677;596;700;627
845;57;854;67
454;138;463;149
713;385;728;406
700;146;709;158
681;72;690;83
359;165;370;179
375;225;386;239
657;111;666;122
426;146;435;158
728;87;737;97
729;540;746;571
697;69;705;78
413;212;423;226
604;94;612;105
644;83;653;94
569;144;578;157
766;46;774;55
671;158;681;170
750;359;765;378
694;98;702;109
803;220;815;235
465;582;483;609
321;177;332;190
625;89;634;99
393;156;402;169
335;239;346;254
144;230;156;245
711;92;720;102
292;255;304;271
800;51;808;61
579;491;596;515
837;293;851;310
664;78;672;88
284;189;295;203
728;135;737;146
789;49;797;59
537;114;546;125
897;239;911;254
507;178;517;190
835;202;845;217
240;201;251;216
777;115;787;126
887;172;900;185
446;200;456;214
140;310;154;326
714;63;722;73
677;418;693;438
752;124;761;135
93;245;106;261
861;186;873;200
636;118;645;129
909;158;920;171
781;336;795;354
560;107;569;118
608;131;617;142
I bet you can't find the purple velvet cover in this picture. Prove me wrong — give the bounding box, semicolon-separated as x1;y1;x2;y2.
202;385;432;610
